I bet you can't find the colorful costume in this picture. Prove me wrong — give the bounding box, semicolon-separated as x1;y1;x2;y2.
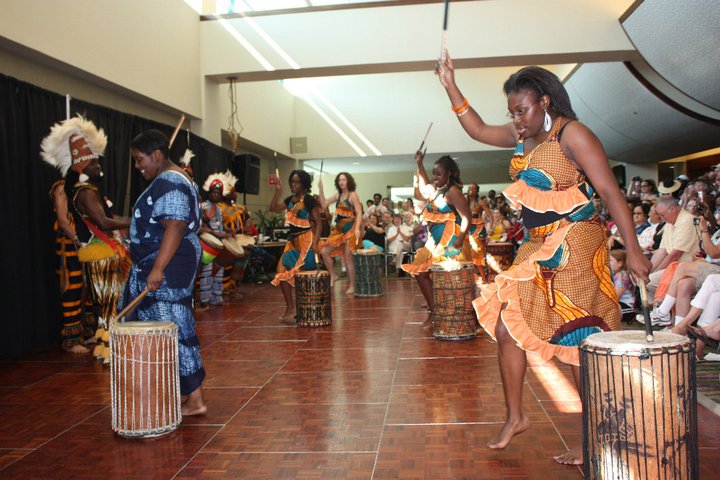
402;188;471;276
48;180;87;350
467;197;488;271
41;116;128;360
319;197;358;256
199;174;226;305
473;119;620;366
271;194;318;286
119;170;205;395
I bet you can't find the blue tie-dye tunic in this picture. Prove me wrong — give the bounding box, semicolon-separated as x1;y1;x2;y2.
119;169;205;395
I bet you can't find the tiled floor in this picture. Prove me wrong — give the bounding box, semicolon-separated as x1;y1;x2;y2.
1;277;718;479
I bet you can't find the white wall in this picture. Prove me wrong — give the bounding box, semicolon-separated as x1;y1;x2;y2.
0;46;180;126
1;0;201;118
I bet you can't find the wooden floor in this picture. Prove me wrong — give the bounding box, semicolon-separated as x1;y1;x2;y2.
1;276;719;479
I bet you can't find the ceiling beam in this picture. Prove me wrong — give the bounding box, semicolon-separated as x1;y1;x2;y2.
208;50;641;83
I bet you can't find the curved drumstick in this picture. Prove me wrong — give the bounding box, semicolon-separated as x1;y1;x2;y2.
637;278;654;342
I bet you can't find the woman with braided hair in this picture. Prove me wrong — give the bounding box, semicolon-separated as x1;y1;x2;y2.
402;151;472;327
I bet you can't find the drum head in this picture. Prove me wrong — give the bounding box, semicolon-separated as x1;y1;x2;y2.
296;270;329;277
200;232;224;249
222;237;245;256
111;321;177;334
582;330;689;352
235;234;256;247
430;260;474;272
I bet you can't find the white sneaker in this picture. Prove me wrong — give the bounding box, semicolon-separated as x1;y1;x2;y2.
703;353;720;362
636;307;672;327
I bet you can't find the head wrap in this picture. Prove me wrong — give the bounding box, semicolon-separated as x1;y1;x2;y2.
203;173;224;193
40;115;107;177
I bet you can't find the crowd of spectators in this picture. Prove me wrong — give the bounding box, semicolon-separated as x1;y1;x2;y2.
606;169;720;360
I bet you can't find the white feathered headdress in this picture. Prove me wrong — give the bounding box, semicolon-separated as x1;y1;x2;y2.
222;170;238;197
203;172;224;193
40;115;107;177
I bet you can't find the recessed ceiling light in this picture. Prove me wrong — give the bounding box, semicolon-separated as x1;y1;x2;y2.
352;162;360;165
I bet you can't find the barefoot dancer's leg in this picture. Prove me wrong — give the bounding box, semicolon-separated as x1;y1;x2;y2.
181;387;207;416
320;246;337;286
344;243;356;294
279;282;295;321
554;363;583;465
489;319;530;449
416;272;434;325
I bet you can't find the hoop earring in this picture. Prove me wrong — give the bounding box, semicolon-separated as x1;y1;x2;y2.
543;109;552;132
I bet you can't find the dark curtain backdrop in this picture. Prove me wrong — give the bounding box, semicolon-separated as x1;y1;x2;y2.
0;73;232;359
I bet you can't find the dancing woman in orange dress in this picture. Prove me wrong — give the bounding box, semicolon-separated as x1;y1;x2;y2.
402;151;472;326
318;172;363;294
437;55;651;464
270;170;321;322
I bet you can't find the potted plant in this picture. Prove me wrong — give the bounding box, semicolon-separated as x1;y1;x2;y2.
253;209;285;241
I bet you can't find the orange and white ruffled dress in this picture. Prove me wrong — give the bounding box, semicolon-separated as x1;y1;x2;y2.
271;194;317;287
468;199;488;271
319;197;358;257
474;118;620;366
402;188;471;276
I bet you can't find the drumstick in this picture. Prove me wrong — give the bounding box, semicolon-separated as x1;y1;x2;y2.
274;152;280;183
419;122;433;151
637;278;654;342
113;287;149;325
440;0;450;60
320;160;324;176
168;114;186;148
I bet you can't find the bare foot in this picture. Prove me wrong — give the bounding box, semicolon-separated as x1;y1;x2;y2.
280;310;297;324
182;389;208;416
182;403;208;416
487;416;530;449
422;310;434;330
330;275;337;287
554;446;583;465
64;344;90;354
345;287;355;295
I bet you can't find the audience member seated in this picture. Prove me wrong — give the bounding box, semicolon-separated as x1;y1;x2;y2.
610;250;636;323
637;204;666;256
608;203;651;249
639;179;659;203
487;208;510;242
645;214;720;327
667;274;720;358
645;196;699;302
387;213;413;272
362;213;385;252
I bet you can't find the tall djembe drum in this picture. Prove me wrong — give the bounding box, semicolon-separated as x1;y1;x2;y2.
430;262;477;340
580;331;698;479
295;270;332;327
110;321;181;438
353;250;384;297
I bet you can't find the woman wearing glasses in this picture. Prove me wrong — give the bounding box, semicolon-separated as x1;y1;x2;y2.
639;179;659;202
436;56;651;465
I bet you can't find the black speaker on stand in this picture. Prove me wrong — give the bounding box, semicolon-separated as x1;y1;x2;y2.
231;154;261;204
